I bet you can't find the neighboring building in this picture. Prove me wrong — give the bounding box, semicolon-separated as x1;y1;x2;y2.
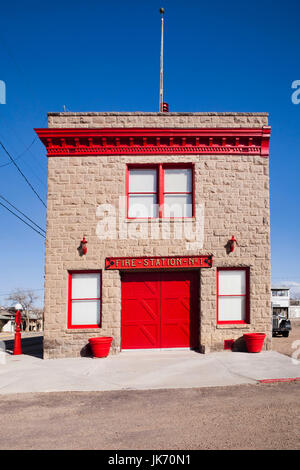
271;286;290;318
36;111;271;359
290;306;300;319
27;311;44;332
290;299;300;319
0;307;43;333
271;286;292;336
0;307;14;332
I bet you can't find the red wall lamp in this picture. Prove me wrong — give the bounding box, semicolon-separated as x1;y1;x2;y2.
80;236;88;255
229;235;237;252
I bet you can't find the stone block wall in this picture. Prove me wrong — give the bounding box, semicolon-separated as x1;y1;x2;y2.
43;112;271;358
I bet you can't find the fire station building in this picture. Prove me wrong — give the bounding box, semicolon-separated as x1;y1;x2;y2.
36;112;271;359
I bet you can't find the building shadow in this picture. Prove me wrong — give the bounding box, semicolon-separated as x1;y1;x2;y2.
3;335;43;359
231;336;248;352
80;343;93;357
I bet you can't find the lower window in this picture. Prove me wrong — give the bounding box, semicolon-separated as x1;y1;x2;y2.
217;268;249;324
68;271;101;329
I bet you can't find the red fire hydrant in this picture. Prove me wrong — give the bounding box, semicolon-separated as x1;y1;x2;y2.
13;303;23;355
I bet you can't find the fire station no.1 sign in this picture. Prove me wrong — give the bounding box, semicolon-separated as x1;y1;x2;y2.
105;255;213;270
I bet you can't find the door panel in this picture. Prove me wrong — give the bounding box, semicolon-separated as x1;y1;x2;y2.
121;273;160;349
160;272;198;348
121;271;198;349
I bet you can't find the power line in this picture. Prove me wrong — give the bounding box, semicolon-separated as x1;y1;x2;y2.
0;115;48;176
0;127;47;188
0;140;47;208
0;111;48;180
0;200;46;238
0;288;44;296
0;135;38;168
0;194;46;234
0;120;47;186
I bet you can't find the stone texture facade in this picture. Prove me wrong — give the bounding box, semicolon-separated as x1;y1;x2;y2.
42;112;271;358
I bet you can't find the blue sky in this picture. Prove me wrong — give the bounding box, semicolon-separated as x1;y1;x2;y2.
0;0;299;307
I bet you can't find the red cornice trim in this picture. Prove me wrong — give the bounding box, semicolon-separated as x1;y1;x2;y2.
35;127;271;158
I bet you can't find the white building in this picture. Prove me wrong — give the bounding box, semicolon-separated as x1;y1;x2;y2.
271;287;290;317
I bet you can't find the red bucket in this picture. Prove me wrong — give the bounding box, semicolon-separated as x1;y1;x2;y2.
243;333;266;353
88;337;113;358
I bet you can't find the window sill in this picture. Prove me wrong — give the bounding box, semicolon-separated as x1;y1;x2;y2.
125;218;196;223
216;324;251;329
65;328;101;334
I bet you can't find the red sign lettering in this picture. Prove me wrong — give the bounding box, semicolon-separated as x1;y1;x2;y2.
105;255;212;270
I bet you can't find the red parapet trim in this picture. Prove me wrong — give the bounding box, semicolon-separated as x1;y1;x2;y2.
35;127;270;138
35;127;271;158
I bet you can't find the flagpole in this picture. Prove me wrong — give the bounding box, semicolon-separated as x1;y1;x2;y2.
159;8;164;112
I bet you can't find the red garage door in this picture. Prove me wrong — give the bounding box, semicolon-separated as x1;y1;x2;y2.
121;271;198;349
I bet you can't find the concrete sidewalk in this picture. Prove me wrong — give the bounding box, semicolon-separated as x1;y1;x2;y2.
0;349;299;395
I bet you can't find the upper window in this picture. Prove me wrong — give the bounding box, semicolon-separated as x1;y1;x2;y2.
164;168;193;217
68;271;101;329
217;268;249;324
128;168;158;218
127;164;193;218
272;290;289;297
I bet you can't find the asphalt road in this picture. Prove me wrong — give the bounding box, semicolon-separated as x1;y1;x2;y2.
0;381;299;450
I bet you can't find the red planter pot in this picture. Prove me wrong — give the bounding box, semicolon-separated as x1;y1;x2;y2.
88;337;113;358
243;333;266;353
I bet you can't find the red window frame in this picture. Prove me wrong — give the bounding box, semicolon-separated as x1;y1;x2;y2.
126;163;194;219
126;165;159;219
67;270;102;329
217;267;250;325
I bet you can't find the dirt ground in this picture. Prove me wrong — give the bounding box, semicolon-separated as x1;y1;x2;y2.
0;381;299;450
0;321;298;450
271;319;300;358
